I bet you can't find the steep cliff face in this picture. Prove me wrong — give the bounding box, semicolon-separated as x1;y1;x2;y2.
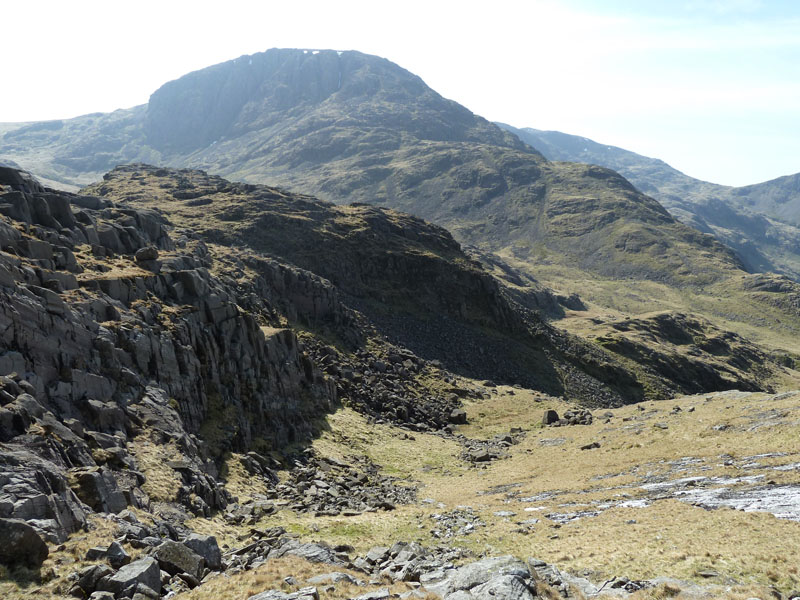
0;167;337;543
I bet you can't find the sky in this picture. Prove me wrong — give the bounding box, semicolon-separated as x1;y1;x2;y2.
4;0;800;187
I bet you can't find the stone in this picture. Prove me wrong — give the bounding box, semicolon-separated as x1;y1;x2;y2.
365;546;390;564
306;572;362;585
352;588;390;600
449;408;468;424
86;546;109;561
153;540;205;580
0;518;49;567
183;533;222;570
248;587;319;600
272;540;346;565
135;246;159;262
469;574;535;600
97;557;161;597
68;467;127;514
248;592;291;600
107;540;131;569
76;564;115;595
424;556;530;599
469;449;493;462
542;410;559;425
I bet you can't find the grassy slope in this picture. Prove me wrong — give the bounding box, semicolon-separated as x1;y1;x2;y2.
501;125;800;281
271;385;800;591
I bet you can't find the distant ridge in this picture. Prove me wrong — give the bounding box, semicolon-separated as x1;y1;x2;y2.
0;47;761;288
499;124;800;281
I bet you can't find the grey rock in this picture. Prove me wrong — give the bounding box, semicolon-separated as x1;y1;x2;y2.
68;467;127;514
469;449;493;462
306;572;362;585
399;591;428;600
86;546;109;561
542;410;559;425
449;408;467;424
248;592;292;600
467;574;535;600
352;588;390;600
107;540;131;569
153;539;205;580
183;533;222;570
248;586;319;600
365;546;390;564
97;556;161;597
0;518;49;567
76;564;115;595
424;556;529;599
272;539;346;565
135;246;159;262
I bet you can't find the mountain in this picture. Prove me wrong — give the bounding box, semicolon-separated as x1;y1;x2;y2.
3;47;800;595
499;125;800;280
7;47;800;364
732;172;800;226
0;48;745;291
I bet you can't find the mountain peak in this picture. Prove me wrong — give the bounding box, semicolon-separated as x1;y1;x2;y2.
144;48;524;154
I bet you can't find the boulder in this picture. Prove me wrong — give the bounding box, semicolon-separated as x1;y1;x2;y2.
448;408;468;424
135;246;159;262
542;410;559;425
182;533;222;570
0;518;49;567
352;589;390;600
424;556;530;599
248;588;319;600
74;564;114;596
68;467;127;514
466;574;535;600
365;546;390;564
153;540;205;580
272;539;346;565
107;540;131;569
306;572;362;585
96;557;161;597
469;449;494;462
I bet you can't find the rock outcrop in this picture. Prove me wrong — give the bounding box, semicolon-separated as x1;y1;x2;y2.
0;167;336;543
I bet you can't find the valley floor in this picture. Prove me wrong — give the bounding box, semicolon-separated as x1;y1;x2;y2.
11;384;797;600
21;382;800;599
276;386;800;595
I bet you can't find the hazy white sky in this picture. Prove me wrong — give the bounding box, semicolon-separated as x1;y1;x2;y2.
4;0;800;186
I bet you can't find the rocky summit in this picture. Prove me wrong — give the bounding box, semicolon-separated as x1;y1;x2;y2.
1;48;800;600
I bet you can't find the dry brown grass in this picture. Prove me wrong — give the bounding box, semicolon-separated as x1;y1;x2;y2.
220;453;274;502
182;555;428;600
284;389;800;592
128;436;184;502
0;514;143;599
